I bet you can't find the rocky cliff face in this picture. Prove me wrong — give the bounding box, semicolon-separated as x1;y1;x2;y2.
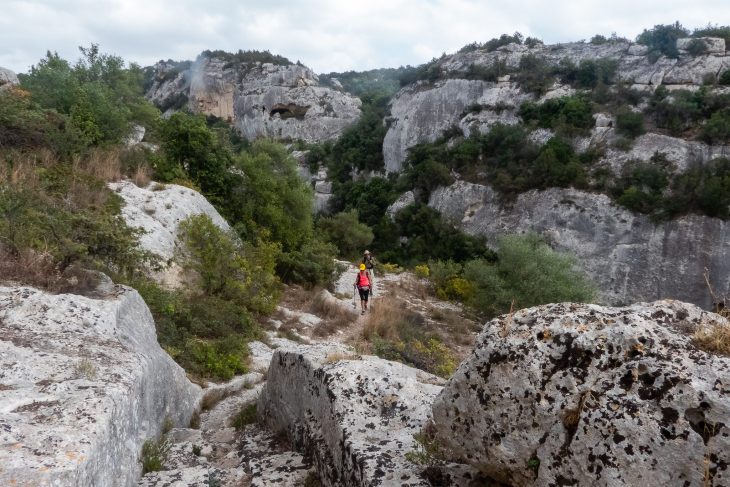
384;38;730;172
431;300;730;486
146;56;361;143
0;285;200;487
429;181;730;308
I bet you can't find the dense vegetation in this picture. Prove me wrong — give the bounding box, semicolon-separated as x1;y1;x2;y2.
1;46;336;380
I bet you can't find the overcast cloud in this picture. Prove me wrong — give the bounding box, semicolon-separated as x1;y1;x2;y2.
1;0;729;74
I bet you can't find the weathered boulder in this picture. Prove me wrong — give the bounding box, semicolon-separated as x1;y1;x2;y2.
258;344;446;486
0;285;200;486
431;300;730;486
428;181;730;308
109;180;230;286
677;37;726;54
146;55;361;143
0;66;19;89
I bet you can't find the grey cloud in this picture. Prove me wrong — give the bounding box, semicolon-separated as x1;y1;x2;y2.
1;0;729;75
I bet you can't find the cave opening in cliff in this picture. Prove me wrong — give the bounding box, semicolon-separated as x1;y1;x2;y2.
269;103;310;120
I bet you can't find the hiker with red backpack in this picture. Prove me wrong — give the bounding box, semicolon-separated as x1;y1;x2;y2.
354;263;373;314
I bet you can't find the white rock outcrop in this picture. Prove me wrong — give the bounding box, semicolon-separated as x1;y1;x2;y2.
146;56;361;143
0;285;200;487
386;191;416;220
428;181;730;308
258;344;448;486
383;79;529;172
431;300;730;486
0;66;19;90
110;180;230;262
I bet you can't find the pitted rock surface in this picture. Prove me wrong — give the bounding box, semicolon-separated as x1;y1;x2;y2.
0;286;200;487
258;344;447;486
146;56;361;143
431;300;730;486
429;181;730;308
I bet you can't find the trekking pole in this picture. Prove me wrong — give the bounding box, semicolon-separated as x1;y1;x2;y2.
352;284;357;309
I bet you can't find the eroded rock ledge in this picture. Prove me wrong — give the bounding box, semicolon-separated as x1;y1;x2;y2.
258;343;476;486
431;300;730;486
0;285;200;487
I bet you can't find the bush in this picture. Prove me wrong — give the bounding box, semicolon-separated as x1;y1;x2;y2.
465;235;596;316
232;404;258;430
141;436;171;474
686;38;708;56
720;70;730;86
615;110;645;138
702;109;730;144
514;54;554;95
317;209;374;258
518;95;594;135
636;22;689;60
177;214;281;314
276;238;338;288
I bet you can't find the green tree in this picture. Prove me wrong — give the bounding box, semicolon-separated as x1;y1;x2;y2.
462;234;596;317
233;140;313;251
317;210;374;258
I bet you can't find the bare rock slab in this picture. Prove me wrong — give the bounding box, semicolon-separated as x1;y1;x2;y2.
258;343;446;486
0;286;200;487
431;300;730;486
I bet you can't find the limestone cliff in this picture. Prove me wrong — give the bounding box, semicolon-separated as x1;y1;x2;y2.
429;181;730;308
384;37;730;172
146;55;361;143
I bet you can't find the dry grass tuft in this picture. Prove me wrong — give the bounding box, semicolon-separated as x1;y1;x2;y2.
362;296;424;341
72;148;122;182
323;352;360;363
310;292;357;337
694;320;730;356
133;164;151;187
0;248;64;290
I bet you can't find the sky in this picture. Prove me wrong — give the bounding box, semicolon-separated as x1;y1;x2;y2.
1;0;729;75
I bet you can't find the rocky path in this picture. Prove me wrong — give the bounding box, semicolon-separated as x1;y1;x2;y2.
137;336;317;486
138;263;477;486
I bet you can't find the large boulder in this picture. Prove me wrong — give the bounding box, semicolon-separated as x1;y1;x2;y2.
0;285;200;486
431;300;730;486
258;344;452;486
146;56;361;143
109;180;231;286
428;181;730;309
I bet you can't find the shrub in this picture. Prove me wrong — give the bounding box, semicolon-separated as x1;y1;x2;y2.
719;70;730;86
686;38;708;56
141;436;171;474
636;22;689;60
702;109;730;144
177;214;281;314
185;336;249;380
514;54;554;95
316;209;374;258
276;238;338;288
427;235;596;318
414;264;430;278
615;110;645;138
518;95;594;135
232;404;258;430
